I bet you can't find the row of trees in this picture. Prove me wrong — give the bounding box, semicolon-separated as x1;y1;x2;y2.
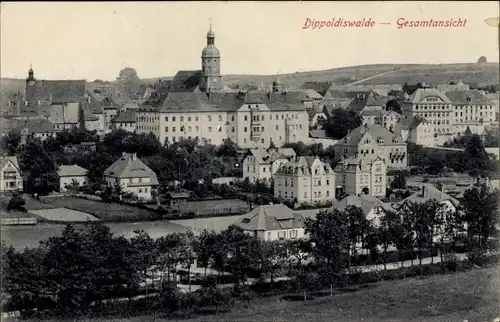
3;184;498;318
408;134;498;178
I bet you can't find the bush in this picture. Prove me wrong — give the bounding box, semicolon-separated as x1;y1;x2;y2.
7;194;26;211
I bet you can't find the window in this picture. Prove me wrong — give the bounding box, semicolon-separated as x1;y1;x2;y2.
267;232;272;240
180;116;184;122
165;127;169;132
291;230;297;239
232;126;235;132
326;191;330;197
244;127;248;132
231;115;235;121
261;127;264;132
165;116;169;121
244;115;248;121
172;116;176;122
208;127;212;132
276;125;279;130
208;115;212;122
326;179;329;185
195;116;199;121
261;138;264;143
188;126;192;132
218;115;222;121
138;188;143;193
188;116;192;122
278;231;286;239
180;126;185;132
218;126;222;132
172;127;176;132
263;167;266;173
262;116;265;121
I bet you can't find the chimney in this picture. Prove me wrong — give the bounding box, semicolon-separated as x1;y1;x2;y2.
421;185;426;197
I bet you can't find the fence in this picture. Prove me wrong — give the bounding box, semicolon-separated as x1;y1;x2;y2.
1;217;37;225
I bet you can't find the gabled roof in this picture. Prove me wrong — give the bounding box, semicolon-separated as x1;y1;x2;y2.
303;89;324;100
112;109;136;123
58;164;88;177
104;153;159;184
8;118;55;133
340;124;405;146
406;88;451;104
246;147;296;165
328;195;393;216
396;116;429;131
396;185;459;208
169;70;202;92
25;80;87;104
0;156;20;171
300;81;335;96
444;90;493;105
334;154;385;172
275;155;333;176
237;204;305;231
153;91;308;113
365;94;388;108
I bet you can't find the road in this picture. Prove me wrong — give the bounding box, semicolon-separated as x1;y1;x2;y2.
344;68;405;87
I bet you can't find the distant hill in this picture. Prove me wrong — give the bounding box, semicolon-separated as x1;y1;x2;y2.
140;63;500;89
2;63;498;97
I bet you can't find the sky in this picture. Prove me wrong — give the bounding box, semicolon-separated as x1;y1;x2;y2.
1;1;498;81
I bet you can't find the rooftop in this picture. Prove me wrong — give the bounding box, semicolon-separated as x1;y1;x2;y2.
237;204;305;231
58;164;88;177
104;153;159;184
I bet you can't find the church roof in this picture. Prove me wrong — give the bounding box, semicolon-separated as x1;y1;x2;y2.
202;45;220;58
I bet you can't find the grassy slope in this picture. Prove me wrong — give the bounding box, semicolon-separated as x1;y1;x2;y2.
83;266;499;322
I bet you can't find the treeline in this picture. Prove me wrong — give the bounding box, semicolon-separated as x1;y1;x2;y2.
408;134;498;177
2;184;498;319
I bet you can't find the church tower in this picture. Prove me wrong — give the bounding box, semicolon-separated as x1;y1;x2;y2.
199;21;223;92
26;64;36;86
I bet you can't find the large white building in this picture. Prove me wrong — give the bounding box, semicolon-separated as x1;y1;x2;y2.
135;25;311;149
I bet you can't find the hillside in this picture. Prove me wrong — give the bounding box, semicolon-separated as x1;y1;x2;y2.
141;63;499;89
2;63;498;97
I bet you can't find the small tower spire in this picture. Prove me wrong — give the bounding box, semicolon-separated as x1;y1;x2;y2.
209;18;212;31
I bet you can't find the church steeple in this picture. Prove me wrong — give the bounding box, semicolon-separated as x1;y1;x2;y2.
200;20;222;93
27;64;35;84
207;18;215;45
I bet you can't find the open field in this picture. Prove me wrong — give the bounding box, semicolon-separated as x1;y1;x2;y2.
29;208;99;222
171;198;249;214
1;220;189;250
357;63;499;86
43;196;159;221
70;266;497;322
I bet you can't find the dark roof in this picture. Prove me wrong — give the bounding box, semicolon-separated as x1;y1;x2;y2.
112;109;136;123
8;118;55;133
166;191;191;199
25;80;87;105
170;70;202;92
300;82;334;96
237;204;305;231
148;91;308;113
445;90;493;105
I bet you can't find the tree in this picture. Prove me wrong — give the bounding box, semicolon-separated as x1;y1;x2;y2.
477;56;487;64
0;129;22;155
7;192;26;210
462;183;499;249
390;171;407;189
194;230;218;277
323;109;362;139
361;187;369;195
20;138;58;195
464;134;494;178
386;99;402;114
305;210;350;273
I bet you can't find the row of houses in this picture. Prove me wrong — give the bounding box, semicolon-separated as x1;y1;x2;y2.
0;153;159;201
235;184;465;242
